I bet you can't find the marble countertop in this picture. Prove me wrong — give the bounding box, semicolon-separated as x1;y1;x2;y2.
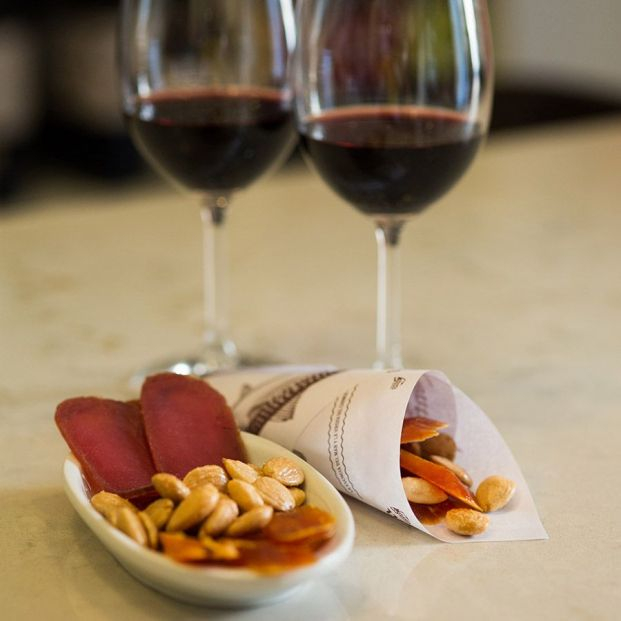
1;118;620;619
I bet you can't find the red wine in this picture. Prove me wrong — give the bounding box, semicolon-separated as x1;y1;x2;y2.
300;107;482;216
126;87;294;193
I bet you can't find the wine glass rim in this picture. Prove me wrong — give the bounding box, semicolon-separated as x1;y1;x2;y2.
301;104;479;122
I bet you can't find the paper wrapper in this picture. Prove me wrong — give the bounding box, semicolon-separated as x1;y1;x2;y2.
209;366;548;543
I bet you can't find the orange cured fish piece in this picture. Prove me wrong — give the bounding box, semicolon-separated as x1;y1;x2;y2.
400;449;481;511
400;416;448;444
235;539;318;573
264;505;336;544
160;533;321;571
160;533;210;562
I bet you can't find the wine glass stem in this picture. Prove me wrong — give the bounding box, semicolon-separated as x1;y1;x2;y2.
200;196;238;368
374;220;405;369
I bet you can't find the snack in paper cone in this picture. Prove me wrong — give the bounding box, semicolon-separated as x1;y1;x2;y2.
399;449;481;511
208;366;548;543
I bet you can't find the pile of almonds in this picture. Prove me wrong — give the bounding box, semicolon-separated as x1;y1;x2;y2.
400;418;516;537
91;455;335;565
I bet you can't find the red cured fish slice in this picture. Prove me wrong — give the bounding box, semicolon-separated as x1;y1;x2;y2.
400;416;448;443
55;398;156;499
140;373;247;479
400;449;481;511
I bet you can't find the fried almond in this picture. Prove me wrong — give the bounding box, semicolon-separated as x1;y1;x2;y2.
225;505;274;537
143;497;174;530
289;487;306;507
166;483;219;532
223;458;259;484
402;476;448;504
116;507;148;546
476;475;516;512
199;495;239;537
151;473;190;503
261;457;305;487
254;476;295;512
445;508;489;536
429;455;473;487
419;433;457;461
227;479;264;512
138;510;159;549
91;491;137;522
183;465;228;491
402;442;423;457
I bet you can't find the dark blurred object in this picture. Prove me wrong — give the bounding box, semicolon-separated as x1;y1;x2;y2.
491;83;621;132
0;0;41;203
37;0;142;180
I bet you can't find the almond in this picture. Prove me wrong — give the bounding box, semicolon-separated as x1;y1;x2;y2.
199;495;239;537
402;442;423;457
91;491;137;522
183;465;228;491
227;479;264;512
289;487;306;507
261;457;305;487
151;473;190;503
143;498;174;530
429;455;473;487
445;508;489;536
138;511;159;549
254;476;295;512
420;433;457;461
222;458;259;484
475;475;516;512
402;476;448;504
116;507;148;546
166;483;219;532
225;505;274;537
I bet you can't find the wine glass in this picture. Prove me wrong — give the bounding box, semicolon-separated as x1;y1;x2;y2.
119;0;296;379
294;0;493;369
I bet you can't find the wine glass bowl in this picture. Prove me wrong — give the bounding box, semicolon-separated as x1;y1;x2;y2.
294;0;493;368
126;87;294;198
119;0;296;377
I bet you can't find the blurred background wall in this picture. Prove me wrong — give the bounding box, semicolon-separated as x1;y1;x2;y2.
1;0;621;205
492;0;621;97
490;0;621;130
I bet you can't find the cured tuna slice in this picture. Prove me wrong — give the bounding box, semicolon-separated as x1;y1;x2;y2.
55;398;156;499
140;373;246;478
400;416;448;444
400;449;481;511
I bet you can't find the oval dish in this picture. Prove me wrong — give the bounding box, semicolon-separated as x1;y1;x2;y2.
63;432;354;607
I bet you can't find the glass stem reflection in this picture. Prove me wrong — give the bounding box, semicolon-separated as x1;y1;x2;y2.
200;196;239;371
374;220;404;369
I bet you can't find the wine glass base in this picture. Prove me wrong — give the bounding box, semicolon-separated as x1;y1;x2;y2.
128;353;280;391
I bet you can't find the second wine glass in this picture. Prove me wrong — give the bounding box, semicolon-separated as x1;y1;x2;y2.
120;0;296;377
294;0;493;369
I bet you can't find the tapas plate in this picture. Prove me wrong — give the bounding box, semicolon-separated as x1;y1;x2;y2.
63;432;355;607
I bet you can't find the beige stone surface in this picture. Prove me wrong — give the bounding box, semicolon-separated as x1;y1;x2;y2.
1;117;620;619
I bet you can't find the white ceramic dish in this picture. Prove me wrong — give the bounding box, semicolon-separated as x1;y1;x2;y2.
63;432;355;607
